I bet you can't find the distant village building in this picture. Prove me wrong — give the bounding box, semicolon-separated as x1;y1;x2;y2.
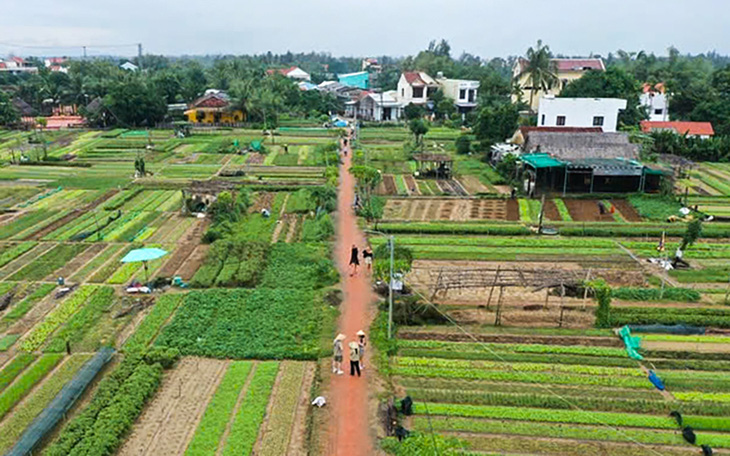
346;91;401;121
435;72;479;113
639;83;669;121
45;57;68;73
512;58;605;111
266;66;311;81
184;90;244;124
120;61;139;72
361;58;382;73
537;97;627;133
397;72;439;107
0;57;38;74
517;127;663;195
338;71;370;89
640;120;714;139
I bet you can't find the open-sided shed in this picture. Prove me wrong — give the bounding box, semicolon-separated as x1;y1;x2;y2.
413;153;453;179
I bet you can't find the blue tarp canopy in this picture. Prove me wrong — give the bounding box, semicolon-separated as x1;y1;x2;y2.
333;120;348;128
121;248;168;263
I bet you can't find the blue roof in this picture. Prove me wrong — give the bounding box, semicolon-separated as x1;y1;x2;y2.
121;248;168;263
338;71;369;89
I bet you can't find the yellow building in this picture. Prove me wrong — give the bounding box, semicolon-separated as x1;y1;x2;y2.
184;91;244;124
512;58;605;111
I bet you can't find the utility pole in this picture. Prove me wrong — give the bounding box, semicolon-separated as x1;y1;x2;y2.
82;46;87;59
137;43;143;71
388;235;394;339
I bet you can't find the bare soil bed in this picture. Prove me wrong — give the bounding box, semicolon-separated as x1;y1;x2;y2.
246;153;265;164
157;218;209;278
176;244;209;280
250;191;274;213
468;199;509;220
403;175;419;195
117;357;229;456
51;243;107;280
458;175;489;194
542;199;561;221
382;175;398;195
399;330;621;347
612;199;642;222
564;199;615;222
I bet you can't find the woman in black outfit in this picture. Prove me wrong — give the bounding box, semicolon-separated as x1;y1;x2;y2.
349;244;359;276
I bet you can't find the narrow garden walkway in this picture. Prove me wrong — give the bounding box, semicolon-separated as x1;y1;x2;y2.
328;135;375;455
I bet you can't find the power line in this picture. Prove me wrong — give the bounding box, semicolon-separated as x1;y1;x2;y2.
0;41;140;49
402;287;668;456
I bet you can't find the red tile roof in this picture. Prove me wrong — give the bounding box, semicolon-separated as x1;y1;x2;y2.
266;66;299;76
642;82;666;94
403;72;425;85
640;121;714;136
553;59;605;72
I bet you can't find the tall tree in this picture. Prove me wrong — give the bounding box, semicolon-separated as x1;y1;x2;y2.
521;40;558;110
560;67;645;127
0;91;19;126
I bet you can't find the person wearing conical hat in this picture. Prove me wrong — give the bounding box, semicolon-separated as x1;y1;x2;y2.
332;333;345;375
348;340;361;377
356;330;367;370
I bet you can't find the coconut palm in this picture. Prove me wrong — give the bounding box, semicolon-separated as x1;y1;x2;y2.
523;40;558;110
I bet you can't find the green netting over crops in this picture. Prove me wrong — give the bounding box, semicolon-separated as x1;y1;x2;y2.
6;347;114;456
120;130;150;137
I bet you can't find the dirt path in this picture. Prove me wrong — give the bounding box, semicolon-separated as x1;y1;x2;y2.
117;357;228;456
327;136;376;455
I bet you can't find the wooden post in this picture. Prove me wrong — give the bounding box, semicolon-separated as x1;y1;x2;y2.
538;193;546;233
495;286;504;326
559;282;565;328
485;266;501;310
544;287;550;310
582;268;592;311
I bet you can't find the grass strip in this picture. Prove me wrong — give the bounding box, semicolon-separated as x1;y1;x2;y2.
21;286;98;352
258;362;306;456
0;283;55;330
0;353;64;420
43;286;115;353
415;402;730;432
221;361;279;456
0;353;36;394
184;361;253;456
123;294;184;354
415;416;730;448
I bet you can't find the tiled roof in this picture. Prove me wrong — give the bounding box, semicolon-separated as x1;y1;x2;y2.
642;82;666;94
640;121;714;136
553;59;605;72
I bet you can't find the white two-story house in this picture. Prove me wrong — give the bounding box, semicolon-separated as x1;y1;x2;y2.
639;83;669;121
537;96;627;133
397;72;439;107
435;72;479;113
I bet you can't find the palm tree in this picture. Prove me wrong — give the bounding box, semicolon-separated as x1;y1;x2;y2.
523;40;558;110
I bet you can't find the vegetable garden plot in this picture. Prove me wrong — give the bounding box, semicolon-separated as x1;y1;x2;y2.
0;354;91;455
390;324;730;455
117;357;229;456
8;243;89;281
156;288;334;360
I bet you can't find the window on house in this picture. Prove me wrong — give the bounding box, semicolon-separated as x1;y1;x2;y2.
468;90;475;102
459;89;466;100
541;114;545;126
401;88;404;97
427;87;437;97
654;108;663;115
556;116;566;126
413;87;424;98
592;116;604;126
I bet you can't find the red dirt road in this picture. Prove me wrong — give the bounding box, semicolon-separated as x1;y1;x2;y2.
328;137;375;455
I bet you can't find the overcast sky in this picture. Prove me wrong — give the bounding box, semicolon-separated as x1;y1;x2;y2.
1;0;729;59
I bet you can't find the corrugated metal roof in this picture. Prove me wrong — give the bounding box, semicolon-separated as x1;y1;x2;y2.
521;153;564;168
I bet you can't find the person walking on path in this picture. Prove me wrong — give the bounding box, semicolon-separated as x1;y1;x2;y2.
356;330;367;370
348;341;361;377
362;247;373;272
349;244;360;276
333;333;345;375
